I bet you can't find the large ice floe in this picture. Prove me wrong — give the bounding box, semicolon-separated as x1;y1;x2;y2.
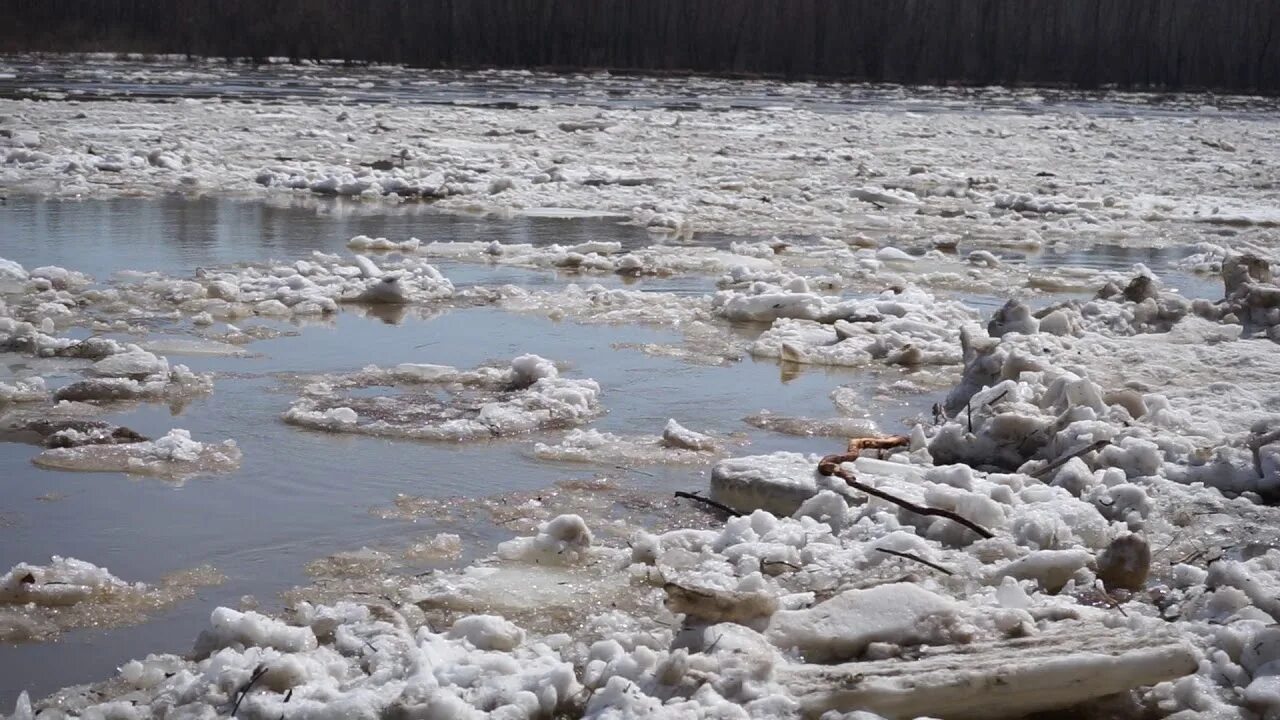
5;85;1280;252
110;251;455;321
283;354;602;441
0;556;223;643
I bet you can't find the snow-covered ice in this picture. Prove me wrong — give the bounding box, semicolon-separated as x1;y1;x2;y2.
533;420;725;465
0;557;222;643
5;86;1279;253
32;428;242;478
283;354;602;441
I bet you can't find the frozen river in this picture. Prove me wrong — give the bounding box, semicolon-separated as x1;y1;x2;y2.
1;58;1279;720
0;191;1220;701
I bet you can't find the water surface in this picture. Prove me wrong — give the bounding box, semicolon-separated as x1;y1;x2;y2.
0;195;938;701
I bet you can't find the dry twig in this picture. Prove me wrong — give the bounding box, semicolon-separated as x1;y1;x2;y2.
874;547;954;575
819;436;995;539
674;491;743;517
231;665;268;718
1030;439;1112;479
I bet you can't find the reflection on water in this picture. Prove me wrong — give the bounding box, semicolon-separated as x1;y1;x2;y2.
0;194;663;278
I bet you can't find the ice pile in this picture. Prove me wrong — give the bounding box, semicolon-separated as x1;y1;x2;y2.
410;508;1198;718
0;557;222;643
33;428;242;479
284;354;602;441
930;294;1280;496
721;281;981;368
1220;252;1280;341
6;602;580;719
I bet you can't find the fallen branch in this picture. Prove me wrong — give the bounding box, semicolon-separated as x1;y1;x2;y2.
617;464;657;478
1030;439;1112;479
964;389;1009;434
1098;587;1129;617
819;436;995;539
874;548;954;575
231;664;268;718
674;491;744;517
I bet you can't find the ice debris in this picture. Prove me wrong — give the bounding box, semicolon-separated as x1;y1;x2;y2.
12;602;580;718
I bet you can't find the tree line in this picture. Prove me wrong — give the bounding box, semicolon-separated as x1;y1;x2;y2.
2;0;1277;94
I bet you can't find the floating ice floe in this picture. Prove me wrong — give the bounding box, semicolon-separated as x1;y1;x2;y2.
0;284;216;403
188;252;454;318
488;282;712;326
32;428;242;478
53;363;213;404
0;416;147;448
283;354;602;441
0;377;47;404
532;420;723;465
411;237;780;278
744;411;881;439
0;556;223;643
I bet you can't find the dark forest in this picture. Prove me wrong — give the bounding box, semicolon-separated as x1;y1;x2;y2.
2;0;1277;93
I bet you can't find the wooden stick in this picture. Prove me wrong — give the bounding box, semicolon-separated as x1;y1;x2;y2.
1030;439;1112;479
231;665;268;718
819;436;995;539
674;491;743;517
874;548;954;575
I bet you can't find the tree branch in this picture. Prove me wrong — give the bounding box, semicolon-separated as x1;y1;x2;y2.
819;436;995;539
874;547;954;575
674;491;743;517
